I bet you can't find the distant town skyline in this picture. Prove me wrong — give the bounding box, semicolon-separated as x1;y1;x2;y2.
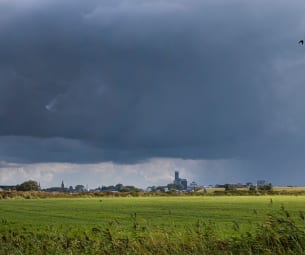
1;1;305;187
1;170;271;193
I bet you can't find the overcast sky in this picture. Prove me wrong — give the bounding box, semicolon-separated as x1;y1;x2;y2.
1;0;305;188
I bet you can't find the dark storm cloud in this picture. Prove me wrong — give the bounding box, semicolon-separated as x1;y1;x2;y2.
1;0;305;163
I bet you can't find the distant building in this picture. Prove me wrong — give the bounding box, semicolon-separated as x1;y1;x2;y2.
189;181;198;190
173;171;187;190
180;179;187;190
175;171;179;181
257;180;266;186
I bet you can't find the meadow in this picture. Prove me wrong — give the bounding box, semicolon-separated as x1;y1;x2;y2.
1;195;305;254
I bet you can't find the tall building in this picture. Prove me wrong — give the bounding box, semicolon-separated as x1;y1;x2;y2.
173;171;187;190
175;171;179;181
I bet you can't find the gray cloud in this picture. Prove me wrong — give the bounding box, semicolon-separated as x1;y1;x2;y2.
0;0;305;184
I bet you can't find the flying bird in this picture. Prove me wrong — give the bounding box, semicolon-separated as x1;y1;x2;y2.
299;40;304;45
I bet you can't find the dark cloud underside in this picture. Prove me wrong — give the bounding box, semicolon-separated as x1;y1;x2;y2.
0;0;305;165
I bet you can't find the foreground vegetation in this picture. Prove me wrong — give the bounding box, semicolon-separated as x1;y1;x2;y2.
1;196;305;254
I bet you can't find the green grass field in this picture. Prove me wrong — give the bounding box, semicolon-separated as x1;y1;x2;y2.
0;196;303;235
1;195;305;254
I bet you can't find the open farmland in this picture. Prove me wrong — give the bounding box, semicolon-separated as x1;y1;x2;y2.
1;195;305;254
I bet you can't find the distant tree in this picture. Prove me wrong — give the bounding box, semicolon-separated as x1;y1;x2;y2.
155;186;166;192
224;184;237;191
193;187;202;192
249;185;256;191
167;183;184;191
101;185;115;191
16;180;39;191
258;183;272;191
74;185;85;192
115;183;124;192
120;185;141;192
